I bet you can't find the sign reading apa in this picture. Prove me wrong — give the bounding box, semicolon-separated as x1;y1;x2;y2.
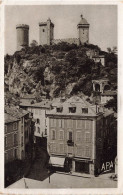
101;161;114;172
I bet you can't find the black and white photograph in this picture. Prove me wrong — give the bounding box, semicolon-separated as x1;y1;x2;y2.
3;2;118;190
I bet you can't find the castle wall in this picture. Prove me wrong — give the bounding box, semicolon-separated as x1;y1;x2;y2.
52;38;79;45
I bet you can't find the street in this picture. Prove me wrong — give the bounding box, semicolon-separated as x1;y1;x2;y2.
8;172;117;188
25;146;117;188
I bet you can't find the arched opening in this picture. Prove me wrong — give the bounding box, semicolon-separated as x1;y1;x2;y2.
104;85;110;91
95;84;100;92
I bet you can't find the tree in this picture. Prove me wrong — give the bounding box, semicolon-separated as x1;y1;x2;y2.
104;96;117;112
107;47;112;53
30;40;38;47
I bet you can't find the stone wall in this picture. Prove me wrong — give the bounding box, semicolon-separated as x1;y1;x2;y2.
52;38;80;45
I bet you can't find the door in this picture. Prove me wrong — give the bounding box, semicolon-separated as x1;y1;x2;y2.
75;161;89;173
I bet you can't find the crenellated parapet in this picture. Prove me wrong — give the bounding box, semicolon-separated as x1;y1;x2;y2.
16;24;29;29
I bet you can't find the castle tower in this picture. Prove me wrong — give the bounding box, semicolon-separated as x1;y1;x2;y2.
77;15;90;45
16;24;29;51
39;18;54;45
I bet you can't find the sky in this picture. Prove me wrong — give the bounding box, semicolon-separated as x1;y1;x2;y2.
4;5;117;55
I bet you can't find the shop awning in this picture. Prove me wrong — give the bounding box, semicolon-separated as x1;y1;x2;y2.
49;156;65;167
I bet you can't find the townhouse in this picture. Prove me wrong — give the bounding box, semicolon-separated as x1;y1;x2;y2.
5;113;20;163
46;96;114;175
5;106;34;162
19;100;52;143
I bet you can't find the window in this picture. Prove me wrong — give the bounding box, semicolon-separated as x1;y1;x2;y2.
85;132;91;143
51;119;56;127
76;131;81;142
21;136;23;146
76;146;82;156
50;143;56;153
69;107;76;113
59;130;64;140
67;120;73;128
51;130;56;140
59;144;64;153
14;149;17;158
39;110;42;115
5;125;7;133
59;119;64;128
43;29;45;32
68;131;72;141
38;127;40;134
85;146;91;157
85;120;91;130
13;122;17;130
35;109;38;115
56;107;63;113
83;29;84;34
21;117;23;123
37;118;40;124
14;133;17;144
45;129;47;135
82;108;88;114
21;125;23;133
5;137;7;147
76;120;82;129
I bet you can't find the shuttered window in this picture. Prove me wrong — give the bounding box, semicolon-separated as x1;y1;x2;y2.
59;144;64;153
85;132;91;143
85;146;91;157
76;131;81;142
59;119;64;128
51;119;56;127
59;130;64;140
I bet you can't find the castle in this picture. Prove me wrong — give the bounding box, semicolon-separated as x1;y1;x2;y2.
16;15;90;51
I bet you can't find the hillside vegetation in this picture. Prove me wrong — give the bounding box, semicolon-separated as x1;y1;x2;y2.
4;42;117;101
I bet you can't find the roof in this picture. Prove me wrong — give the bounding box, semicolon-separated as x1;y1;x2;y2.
5;106;30;119
20;94;36;99
78;15;89;26
101;90;117;96
5;113;20;124
46;96;103;118
20;100;52;109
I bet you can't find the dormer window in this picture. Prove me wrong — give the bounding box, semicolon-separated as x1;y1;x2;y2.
82;108;88;114
56;107;63;113
69;107;76;113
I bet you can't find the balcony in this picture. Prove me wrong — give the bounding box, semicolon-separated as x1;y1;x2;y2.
67;140;74;146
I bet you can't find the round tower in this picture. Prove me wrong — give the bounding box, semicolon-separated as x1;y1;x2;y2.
16;24;29;51
77;15;90;45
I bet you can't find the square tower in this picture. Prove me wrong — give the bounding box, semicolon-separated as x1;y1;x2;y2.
39;18;54;45
77;15;90;45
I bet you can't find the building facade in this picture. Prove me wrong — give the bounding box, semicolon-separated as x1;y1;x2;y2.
19;101;52;140
46;96;114;175
5;107;34;162
5;113;20;163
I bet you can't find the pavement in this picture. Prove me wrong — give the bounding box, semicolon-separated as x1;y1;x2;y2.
8;146;117;189
7;172;117;188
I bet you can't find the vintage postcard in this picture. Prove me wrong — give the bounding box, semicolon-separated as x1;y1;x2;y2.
0;0;123;194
